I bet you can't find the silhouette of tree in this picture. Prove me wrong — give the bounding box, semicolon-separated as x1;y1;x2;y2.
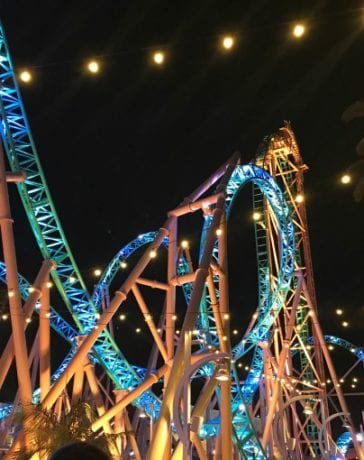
342;99;364;202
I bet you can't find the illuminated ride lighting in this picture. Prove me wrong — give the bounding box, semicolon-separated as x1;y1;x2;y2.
19;70;32;83
335;308;343;315
340;174;351;184
181;240;189;249
153;52;164;65
253;211;262;221
222;35;234;49
87;60;100;73
94;268;102;277
342;321;349;327
149;249;157;258
292;23;306;38
295;193;304;203
120;261;128;269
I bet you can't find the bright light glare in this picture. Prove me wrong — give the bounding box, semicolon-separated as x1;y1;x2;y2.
120;261;128;269
181;240;189;249
335;308;343;315
342;321;349;327
292;24;306;38
340;174;351;184
253;212;261;221
222;36;234;49
295;193;304;203
94;268;102;277
153;52;164;64
19;70;32;83
87;60;100;73
149;250;157;258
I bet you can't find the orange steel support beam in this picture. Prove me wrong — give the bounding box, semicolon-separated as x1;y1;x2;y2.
261;275;302;449
0;259;55;390
136;277;169;291
216;208;232;460
132;284;168;362
41;226;170;411
0;139;32;407
92;363;170;432
168;193;223;217
39;277;51;401
84;363;112;433
148;154;239;460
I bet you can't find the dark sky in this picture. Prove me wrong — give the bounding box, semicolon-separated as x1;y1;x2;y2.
1;1;364;379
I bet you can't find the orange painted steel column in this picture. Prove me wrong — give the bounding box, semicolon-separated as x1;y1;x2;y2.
0;139;32;407
132;284;168;362
261;276;302;449
0;259;55;390
302;279;364;460
39;277;51;401
216;208;232;460
166;216;177;371
41;226;170;411
148;201;224;459
71;336;86;405
148;156;239;460
113;389;128;453
92;363;170;432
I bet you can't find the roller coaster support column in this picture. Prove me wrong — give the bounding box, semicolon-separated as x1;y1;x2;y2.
301;275;364;460
0;139;32;408
262;274;302;449
216;203;233;459
42;226;169;411
39;274;51;401
0;258;55;390
148;153;239;460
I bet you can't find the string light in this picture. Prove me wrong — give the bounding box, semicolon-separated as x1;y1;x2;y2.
295;193;304;203
94;268;102;276
1;314;8;320
120;261;128;269
222;35;235;50
87;60;100;73
149;249;157;258
216;228;223;236
119;314;126;321
19;70;32;83
181;240;189;249
342;321;349;327
253;211;262;221
136;327;141;333
153;52;164;65
340;174;351;184
335;308;343;315
292;23;306;38
46;281;53;288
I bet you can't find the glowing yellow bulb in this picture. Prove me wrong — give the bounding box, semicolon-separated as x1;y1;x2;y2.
335;308;343;315
46;281;53;288
69;276;76;284
19;70;32;83
295;193;304;203
223;313;230;320
340;174;351;184
181;240;189;249
353;377;358;382
149;249;157;258
28;286;35;293
172;314;177;321
136;327;141;333
233;329;238;335
328;345;334;350
94;268;102;277
95;313;101;320
342;321;349;327
119;314;126;321
153;52;164;65
2;314;8;320
222;36;234;50
8;290;14;298
292;23;306;38
120;261;128;269
216;228;223;236
253;212;262;221
87;60;99;73
25;317;31;324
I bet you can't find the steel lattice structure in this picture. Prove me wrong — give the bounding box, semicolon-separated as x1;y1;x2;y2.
0;20;363;460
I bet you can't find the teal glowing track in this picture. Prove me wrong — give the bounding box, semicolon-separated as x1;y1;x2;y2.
0;21;356;458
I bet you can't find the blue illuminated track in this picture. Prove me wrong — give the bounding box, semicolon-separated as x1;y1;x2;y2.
0;21;160;401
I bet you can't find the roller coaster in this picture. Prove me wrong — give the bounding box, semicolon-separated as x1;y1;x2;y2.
0;21;363;459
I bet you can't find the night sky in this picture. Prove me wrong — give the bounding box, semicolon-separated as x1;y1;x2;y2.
1;1;364;395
